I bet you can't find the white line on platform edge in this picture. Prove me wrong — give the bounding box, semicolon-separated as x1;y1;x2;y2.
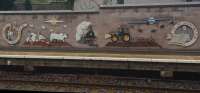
0;55;199;64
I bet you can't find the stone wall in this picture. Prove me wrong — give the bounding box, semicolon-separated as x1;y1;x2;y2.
0;3;200;51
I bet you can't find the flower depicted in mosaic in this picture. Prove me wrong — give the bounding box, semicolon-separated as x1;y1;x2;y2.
2;22;28;45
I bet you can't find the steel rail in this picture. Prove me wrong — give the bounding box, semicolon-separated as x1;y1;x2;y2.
0;71;199;92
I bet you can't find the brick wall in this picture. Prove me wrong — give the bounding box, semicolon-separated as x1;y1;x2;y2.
0;3;200;51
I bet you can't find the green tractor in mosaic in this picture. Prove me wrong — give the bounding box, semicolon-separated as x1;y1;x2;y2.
106;25;131;42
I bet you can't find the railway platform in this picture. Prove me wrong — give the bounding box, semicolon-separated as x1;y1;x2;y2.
0;50;200;72
0;51;199;92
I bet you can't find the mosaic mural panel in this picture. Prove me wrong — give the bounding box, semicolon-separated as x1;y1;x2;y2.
0;6;200;51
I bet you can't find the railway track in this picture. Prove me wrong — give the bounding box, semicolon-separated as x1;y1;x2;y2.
0;50;199;92
0;71;199;93
0;80;199;93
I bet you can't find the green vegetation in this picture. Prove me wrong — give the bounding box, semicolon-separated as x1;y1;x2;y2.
117;0;124;4
65;0;74;10
31;0;50;4
15;0;69;4
0;0;75;10
24;0;32;10
15;0;50;4
16;0;74;10
0;0;15;10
